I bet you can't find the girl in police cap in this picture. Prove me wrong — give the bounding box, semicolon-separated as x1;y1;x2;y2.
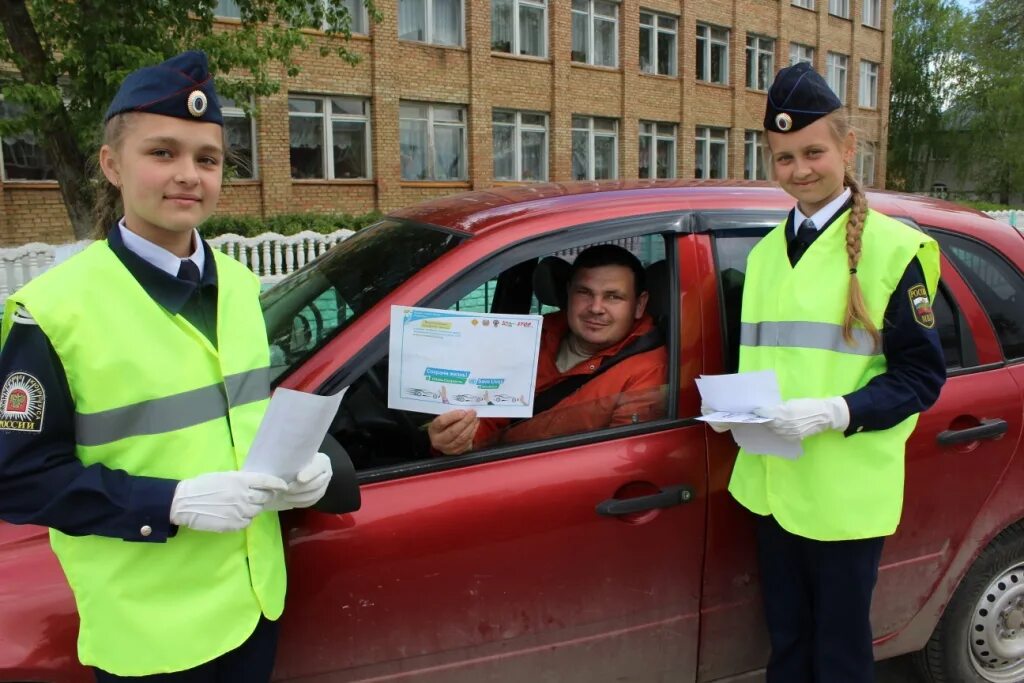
721;63;946;682
0;51;332;681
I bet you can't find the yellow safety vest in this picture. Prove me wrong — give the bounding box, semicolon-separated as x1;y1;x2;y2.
728;209;940;541
1;241;285;675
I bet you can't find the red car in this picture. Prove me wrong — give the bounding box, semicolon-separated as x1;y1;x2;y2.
3;181;1024;683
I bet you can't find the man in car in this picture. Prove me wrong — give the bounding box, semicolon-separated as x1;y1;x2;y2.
427;244;668;454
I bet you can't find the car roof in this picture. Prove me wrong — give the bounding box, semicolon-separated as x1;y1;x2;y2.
388;180;1008;241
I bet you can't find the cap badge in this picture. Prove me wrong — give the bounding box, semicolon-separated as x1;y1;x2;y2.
775;112;793;132
187;90;208;118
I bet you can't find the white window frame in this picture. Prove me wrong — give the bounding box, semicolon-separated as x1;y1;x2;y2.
491;0;547;58
789;42;814;66
792;0;815;9
826;52;849;104
571;0;620;67
829;0;850;18
399;101;468;181
695;126;728;179
0;98;56;182
696;23;730;85
288;95;372;180
638;121;676;179
863;0;882;28
744;130;767;180
745;34;775;91
857;141;877;187
571;115;618;180
399;0;465;47
220;97;258;180
859;60;879;108
639;11;677;76
492;109;549;182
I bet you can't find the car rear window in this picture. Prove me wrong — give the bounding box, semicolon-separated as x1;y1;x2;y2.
931;231;1024;361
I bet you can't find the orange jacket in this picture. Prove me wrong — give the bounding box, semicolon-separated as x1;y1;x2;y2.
473;312;668;448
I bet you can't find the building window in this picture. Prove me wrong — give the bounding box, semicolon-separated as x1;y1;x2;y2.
863;0;881;27
341;0;369;33
639;121;676;178
0;100;55;181
745;35;775;91
571;115;617;180
792;0;814;9
493;110;548;181
221;97;256;180
859;60;879;108
214;0;241;19
400;102;467;181
696;24;729;85
288;96;371;180
826;52;848;103
829;0;850;18
399;0;463;47
492;0;546;57
856;141;877;187
640;11;677;76
744;130;767;180
571;0;619;67
789;42;814;66
695;126;728;179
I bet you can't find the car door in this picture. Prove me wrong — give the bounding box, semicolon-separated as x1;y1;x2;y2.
271;221;708;682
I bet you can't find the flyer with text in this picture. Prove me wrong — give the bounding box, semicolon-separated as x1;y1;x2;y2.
387;306;544;418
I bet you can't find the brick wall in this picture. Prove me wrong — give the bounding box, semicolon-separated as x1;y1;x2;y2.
0;0;892;245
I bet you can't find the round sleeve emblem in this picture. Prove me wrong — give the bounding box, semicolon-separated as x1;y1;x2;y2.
0;372;45;432
775;112;793;132
187;90;208;118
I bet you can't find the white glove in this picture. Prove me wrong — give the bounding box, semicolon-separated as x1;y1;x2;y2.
266;452;333;511
755;397;850;440
170;471;288;533
700;404;731;434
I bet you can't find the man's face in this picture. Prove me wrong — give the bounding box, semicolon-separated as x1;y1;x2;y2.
566;264;649;355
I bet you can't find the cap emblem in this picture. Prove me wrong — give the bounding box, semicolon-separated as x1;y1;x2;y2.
187;90;208;118
775;112;793;132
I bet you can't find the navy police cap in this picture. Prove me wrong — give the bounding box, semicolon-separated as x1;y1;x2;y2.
763;62;841;134
104;50;222;125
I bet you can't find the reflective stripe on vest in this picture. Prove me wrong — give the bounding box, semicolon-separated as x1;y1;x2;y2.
75;367;270;447
740;321;880;357
728;208;940;541
8;241;286;676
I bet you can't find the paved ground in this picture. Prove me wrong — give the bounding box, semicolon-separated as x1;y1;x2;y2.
876;654;926;682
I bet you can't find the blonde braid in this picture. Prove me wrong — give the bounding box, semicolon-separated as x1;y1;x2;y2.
842;170;881;350
90;115;133;238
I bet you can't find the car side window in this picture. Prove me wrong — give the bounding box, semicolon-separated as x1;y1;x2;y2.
932;284;967;370
712;233;767;373
331;231;674;473
932;231;1024;361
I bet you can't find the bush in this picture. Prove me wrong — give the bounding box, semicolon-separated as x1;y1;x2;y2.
200;210;384;238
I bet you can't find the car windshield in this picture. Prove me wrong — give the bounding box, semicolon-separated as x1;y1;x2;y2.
261;219;465;381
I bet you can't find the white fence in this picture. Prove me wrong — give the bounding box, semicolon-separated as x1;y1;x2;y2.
987;210;1018;227
0;229;353;308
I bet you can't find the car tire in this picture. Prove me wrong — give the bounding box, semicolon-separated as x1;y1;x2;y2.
917;521;1024;682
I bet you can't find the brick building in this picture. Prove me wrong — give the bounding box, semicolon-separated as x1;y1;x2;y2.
0;0;892;246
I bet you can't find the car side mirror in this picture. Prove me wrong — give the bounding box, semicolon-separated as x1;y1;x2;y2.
312;433;361;514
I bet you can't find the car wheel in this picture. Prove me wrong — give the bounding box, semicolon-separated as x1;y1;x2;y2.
918;522;1024;682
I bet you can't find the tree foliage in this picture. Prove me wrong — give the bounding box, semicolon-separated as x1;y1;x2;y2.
887;0;968;190
0;0;377;239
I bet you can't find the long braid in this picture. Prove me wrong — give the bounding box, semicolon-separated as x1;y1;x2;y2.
91;115;132;238
842;170;881;350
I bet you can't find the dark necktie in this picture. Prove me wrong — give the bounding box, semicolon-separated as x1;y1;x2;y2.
788;218;818;266
177;259;201;285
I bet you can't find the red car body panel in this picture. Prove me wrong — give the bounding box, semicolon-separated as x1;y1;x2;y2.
2;181;1022;682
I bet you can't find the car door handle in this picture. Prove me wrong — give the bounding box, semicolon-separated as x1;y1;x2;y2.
596;485;695;517
937;418;1009;446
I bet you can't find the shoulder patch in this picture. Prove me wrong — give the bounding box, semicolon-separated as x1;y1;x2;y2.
908;283;935;329
0;372;45;432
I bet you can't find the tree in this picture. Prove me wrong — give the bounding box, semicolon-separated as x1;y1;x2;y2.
0;0;377;239
950;0;1024;205
887;0;969;190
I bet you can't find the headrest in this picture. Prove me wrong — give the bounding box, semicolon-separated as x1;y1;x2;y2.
533;256;571;309
645;260;668;318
